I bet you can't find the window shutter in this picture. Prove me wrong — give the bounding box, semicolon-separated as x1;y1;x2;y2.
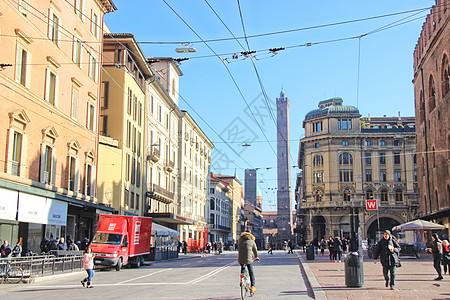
20;134;28;177
15;47;22;83
74;158;80;192
90;165;96;197
44;69;50;101
6;129;14;173
25;52;31;89
51;147;57;185
54;74;59;107
40;143;46;183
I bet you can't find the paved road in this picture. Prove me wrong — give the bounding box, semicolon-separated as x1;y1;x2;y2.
0;251;313;300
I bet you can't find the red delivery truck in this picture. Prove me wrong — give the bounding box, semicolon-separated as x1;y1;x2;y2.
90;215;152;270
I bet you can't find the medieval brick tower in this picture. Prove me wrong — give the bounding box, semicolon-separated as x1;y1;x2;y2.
276;90;293;240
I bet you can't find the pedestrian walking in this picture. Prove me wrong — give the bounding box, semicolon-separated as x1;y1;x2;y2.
267;242;274;254
320;237;326;255
81;246;95;288
182;241;188;254
40;237;50;254
427;233;443;280
442;239;450;275
11;241;22;257
334;236;343;262
373;230;401;290
58;237;68;250
299;238;306;253
327;236;335;262
287;240;294;254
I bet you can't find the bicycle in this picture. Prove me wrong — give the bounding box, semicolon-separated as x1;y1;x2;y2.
0;260;24;284
240;259;259;299
240;264;252;299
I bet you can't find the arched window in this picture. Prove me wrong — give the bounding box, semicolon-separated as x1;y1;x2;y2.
395;189;403;202
339;153;353;165
343;189;351;201
313;155;323;167
315;190;323;202
428;75;436;112
419;91;425;123
442;54;449;96
366;190;374;200
381;189;388;202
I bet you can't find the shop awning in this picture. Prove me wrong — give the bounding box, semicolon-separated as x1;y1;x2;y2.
152;222;179;236
18;193;67;226
0;188;18;221
145;212;195;225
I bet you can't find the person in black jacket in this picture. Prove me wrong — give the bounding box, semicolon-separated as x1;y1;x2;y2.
373;230;401;290
334;236;343;262
427;233;443;280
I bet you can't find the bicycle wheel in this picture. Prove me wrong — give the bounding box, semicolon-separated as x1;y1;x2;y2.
240;279;249;300
6;266;24;284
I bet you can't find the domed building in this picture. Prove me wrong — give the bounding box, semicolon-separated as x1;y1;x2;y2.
295;98;419;243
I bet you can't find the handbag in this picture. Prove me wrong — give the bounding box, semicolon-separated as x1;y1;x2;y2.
395;256;402;268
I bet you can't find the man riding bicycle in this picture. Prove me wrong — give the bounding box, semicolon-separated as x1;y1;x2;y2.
238;230;259;294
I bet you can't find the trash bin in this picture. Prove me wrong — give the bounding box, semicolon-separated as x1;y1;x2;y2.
306;245;315;260
344;252;364;287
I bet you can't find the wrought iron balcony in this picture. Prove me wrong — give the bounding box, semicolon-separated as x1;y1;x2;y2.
147;148;160;163
146;183;174;204
11;162;19;176
164;160;175;172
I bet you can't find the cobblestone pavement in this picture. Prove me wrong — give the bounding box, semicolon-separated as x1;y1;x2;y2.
297;249;450;300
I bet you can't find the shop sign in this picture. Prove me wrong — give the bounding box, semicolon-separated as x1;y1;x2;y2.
18;193;67;226
0;188;18;220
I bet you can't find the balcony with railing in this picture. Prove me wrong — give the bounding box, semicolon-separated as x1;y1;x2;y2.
146;183;174;204
11;162;19;176
147;148;160;163
164;160;175;172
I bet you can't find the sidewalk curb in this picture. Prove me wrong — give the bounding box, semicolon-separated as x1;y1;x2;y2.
295;251;327;300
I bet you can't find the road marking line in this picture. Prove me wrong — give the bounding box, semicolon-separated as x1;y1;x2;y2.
116;268;172;284
182;263;191;266
188;261;237;285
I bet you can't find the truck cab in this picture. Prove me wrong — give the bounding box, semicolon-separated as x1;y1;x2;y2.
90;218;129;271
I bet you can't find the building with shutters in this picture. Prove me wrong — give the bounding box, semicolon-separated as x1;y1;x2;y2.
0;0;116;254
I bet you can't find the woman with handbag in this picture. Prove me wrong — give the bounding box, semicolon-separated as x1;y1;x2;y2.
373;230;401;290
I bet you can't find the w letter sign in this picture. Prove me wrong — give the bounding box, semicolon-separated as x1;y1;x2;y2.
366;199;378;210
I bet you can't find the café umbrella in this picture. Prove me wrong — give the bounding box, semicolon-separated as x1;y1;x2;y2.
392;219;445;231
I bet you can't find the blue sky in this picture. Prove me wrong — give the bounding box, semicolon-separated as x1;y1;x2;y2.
105;0;434;211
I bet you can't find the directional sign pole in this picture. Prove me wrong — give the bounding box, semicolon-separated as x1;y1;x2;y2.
376;200;381;242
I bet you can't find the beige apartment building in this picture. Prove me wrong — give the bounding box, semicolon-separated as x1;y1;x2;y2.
212;174;245;245
98;33;151;216
0;0;116;253
207;174;232;245
144;58;187;230
297;98;419;242
177;111;213;248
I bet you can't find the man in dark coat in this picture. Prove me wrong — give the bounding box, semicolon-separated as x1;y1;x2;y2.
334;236;343;262
238;231;259;294
427;233;443;280
373;230;401;289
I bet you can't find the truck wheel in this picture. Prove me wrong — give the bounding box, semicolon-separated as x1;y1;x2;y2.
134;257;141;268
115;258;122;271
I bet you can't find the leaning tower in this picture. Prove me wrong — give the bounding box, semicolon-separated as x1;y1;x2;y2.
276;90;293;240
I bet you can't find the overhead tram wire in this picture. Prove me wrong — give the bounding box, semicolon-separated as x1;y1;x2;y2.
132;4;442;45
10;0;263;180
235;0;298;168
161;0;278;159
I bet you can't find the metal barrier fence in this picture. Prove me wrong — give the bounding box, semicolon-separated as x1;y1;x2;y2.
1;255;84;280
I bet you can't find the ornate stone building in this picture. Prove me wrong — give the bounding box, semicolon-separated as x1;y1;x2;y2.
296;98;419;242
412;0;449;232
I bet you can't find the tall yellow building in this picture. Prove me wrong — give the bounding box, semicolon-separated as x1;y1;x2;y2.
98;33;151;216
